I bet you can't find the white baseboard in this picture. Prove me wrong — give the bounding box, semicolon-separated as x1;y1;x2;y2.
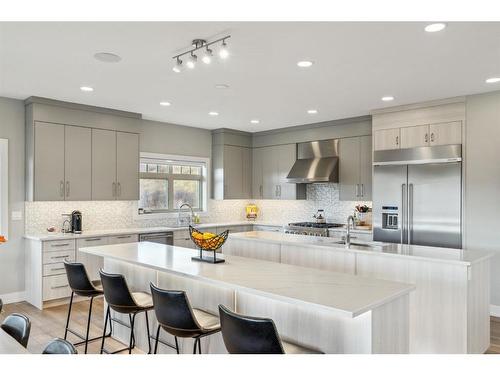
491;304;500;317
0;291;26;305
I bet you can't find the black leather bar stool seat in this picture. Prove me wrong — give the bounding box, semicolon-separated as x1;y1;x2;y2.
64;261;110;354
99;270;154;354
218;305;321;354
1;313;31;348
43;338;78;354
150;283;220;354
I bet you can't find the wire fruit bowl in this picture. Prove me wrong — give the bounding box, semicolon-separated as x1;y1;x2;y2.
189;226;228;264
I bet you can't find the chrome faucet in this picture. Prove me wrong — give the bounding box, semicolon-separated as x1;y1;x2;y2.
178;203;194;226
345;215;356;248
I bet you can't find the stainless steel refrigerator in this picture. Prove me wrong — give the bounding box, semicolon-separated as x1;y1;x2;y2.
373;145;462;248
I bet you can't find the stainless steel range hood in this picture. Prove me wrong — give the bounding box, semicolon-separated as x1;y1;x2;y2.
286;139;339;183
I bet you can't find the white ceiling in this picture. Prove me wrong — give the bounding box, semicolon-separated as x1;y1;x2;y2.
1;22;500;132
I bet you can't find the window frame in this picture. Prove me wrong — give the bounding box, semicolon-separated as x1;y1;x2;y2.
137;152;209;216
0;139;8;239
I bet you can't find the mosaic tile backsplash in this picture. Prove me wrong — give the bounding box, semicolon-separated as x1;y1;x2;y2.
25;183;371;234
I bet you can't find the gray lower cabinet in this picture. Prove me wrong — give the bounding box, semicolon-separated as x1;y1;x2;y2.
116;132;139;200
65;126;92;201
339;135;372;201
33;122;65;201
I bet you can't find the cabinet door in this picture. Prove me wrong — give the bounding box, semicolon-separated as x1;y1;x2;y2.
374;128;401;151
359;135;372;200
116;132;139;200
276;144;297;200
241;147;252;199
429;121;462;146
34;122;65;201
64;126;92;201
223;145;244;199
400;125;429;149
252;149;263;198
339;137;360;201
261;147;277;199
92;129;116;200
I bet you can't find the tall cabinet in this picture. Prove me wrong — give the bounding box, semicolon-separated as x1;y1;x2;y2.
339;135;372;201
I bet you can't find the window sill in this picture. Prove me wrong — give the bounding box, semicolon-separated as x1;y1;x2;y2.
134;210;209;221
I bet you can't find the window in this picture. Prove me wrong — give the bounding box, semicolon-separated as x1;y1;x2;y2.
0;139;8;238
138;154;207;214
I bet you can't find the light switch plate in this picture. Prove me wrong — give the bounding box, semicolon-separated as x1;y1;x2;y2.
11;211;23;221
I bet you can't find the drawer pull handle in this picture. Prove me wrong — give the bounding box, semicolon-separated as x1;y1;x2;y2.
51;284;69;289
116;236;131;239
52;243;70;247
85;238;101;242
50;267;65;271
52;255;70;259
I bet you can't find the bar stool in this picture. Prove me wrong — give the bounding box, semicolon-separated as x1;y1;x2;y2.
218;305;322;354
150;283;221;354
64;261;111;354
99;269;153;354
1;313;31;348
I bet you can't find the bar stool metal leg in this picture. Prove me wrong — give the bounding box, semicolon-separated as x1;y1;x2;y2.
144;310;151;354
154;325;160;354
64;292;74;340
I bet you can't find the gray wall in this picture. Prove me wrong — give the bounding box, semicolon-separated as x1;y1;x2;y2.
465;91;500;306
0;97;26;296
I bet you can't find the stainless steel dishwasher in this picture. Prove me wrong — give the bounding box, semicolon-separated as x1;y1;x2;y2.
138;232;174;245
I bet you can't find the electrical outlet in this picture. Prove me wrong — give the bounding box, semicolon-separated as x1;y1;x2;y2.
11;211;23;221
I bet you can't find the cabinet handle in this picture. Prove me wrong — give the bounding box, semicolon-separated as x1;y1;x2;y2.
112;182;116;197
59;181;64;197
259;185;263;198
85;238;101;242
52;255;70;259
355;184;359;197
425;133;429;143
430;132;435;143
50;267;65;272
52;243;69;247
116;235;131;239
396;136;399;146
275;185;279;197
66;181;70;198
278;185;281;197
361;184;364;197
117;182;121;197
51;284;69;290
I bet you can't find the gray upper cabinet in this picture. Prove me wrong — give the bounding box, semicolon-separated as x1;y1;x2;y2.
65;126;92;201
33;122;65;201
92;129;117;200
116;132;139;200
276;144;298;200
252;148;263;198
261;146;277;199
339;135;372;201
223;145;245;199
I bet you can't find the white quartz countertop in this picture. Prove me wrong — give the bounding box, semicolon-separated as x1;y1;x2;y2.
81;242;414;318
228;231;493;266
24;221;283;241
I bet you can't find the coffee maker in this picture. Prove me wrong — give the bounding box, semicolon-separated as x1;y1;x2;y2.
71;211;82;234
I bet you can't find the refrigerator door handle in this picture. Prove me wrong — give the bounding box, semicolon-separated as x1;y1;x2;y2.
401;183;407;244
409;183;414;244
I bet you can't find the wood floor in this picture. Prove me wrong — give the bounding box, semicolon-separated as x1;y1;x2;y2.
1;299;499;354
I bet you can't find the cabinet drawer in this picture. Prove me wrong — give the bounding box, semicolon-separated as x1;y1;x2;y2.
43;263;67;276
43;274;71;301
77;237;108;248
42;239;75;252
43;249;75;264
108;234;138;245
173;230;190;240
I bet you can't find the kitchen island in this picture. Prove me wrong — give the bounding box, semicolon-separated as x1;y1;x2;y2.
224;231;493;353
81;242;414;354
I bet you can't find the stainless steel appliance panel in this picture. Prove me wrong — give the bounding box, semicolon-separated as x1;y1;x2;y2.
373;165;407;244
407;162;461;248
139;232;174;246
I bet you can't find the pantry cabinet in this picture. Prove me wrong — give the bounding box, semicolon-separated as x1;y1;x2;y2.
339;135;372;201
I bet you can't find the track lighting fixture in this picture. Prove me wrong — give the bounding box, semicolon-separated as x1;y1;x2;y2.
172;35;230;73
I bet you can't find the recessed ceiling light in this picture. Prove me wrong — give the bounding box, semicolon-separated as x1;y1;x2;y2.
215;84;230;89
208;111;219;116
250;119;260;124
424;23;446;33
80;86;94;92
297;61;314;68
486;77;500;83
307;109;318;114
94;52;122;63
381;96;394;102
159;101;171;106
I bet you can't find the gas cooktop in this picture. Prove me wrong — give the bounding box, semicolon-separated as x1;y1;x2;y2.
288;222;344;229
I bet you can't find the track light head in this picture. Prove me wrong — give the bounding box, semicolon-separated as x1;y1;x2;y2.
172;57;183;73
219;39;229;59
202;47;213;64
186;52;197;69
